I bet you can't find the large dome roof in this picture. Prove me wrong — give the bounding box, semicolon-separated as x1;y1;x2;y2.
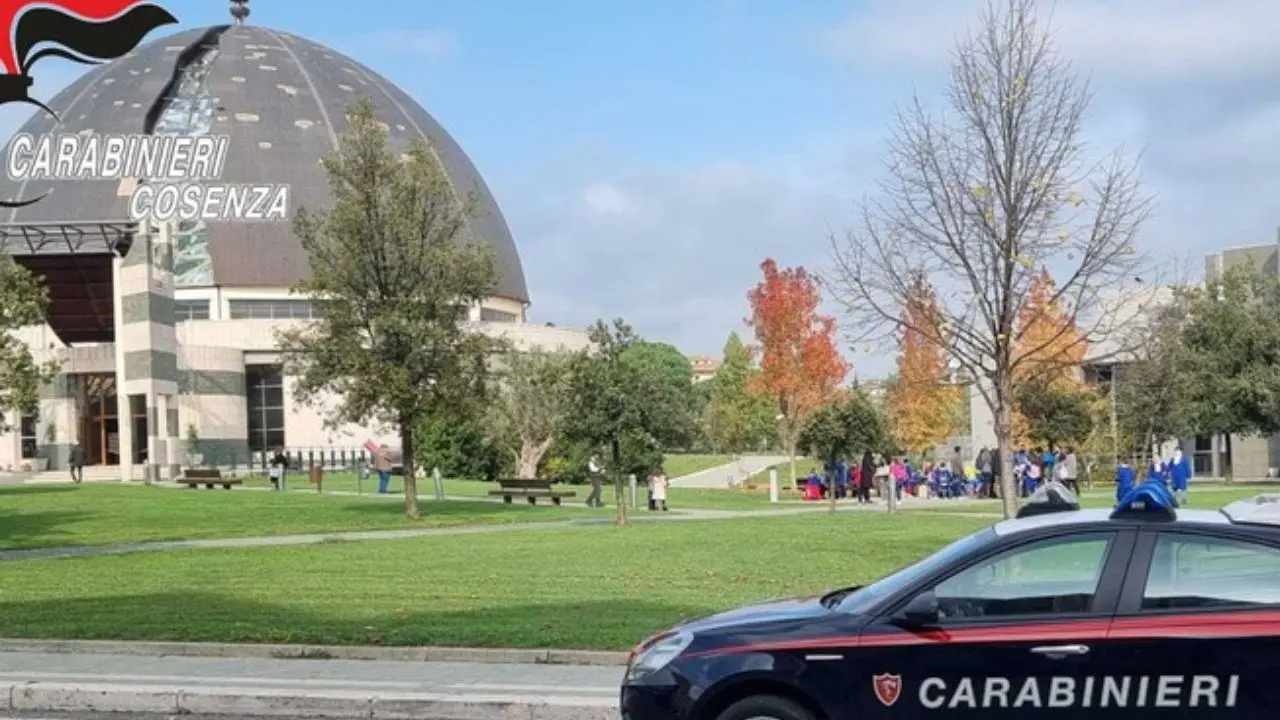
0;24;529;302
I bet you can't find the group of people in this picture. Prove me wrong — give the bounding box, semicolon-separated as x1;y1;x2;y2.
803;445;1094;503
1115;446;1193;504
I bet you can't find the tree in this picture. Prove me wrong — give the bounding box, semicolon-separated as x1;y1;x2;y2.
562;320;693;525
1012;269;1090;443
798;389;891;512
487;350;574;478
0;255;58;433
1015;375;1094;450
828;0;1155;517
747;258;850;485
279;98;499;519
885;274;963;455
1111;295;1196;460
1179;265;1280;475
705;332;776;452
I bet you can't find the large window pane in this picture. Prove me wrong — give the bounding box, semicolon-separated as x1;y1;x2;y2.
930;534;1113;619
1144;534;1280;610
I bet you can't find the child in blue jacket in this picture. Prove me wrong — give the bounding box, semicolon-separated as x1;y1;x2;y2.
1115;461;1135;503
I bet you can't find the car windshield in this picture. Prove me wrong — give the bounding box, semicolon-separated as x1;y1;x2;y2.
835;527;994;614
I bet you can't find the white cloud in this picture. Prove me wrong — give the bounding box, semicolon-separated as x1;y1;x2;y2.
822;0;1280;83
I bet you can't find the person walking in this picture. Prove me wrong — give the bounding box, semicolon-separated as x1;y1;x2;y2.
68;443;84;484
650;467;669;511
269;447;290;490
586;454;605;508
1061;448;1080;495
1169;445;1192;505
373;445;392;494
858;451;875;505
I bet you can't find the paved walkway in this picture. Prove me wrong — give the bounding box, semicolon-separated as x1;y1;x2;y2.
672;454;790;488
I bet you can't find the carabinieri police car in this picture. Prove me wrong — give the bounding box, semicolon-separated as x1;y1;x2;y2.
621;481;1280;719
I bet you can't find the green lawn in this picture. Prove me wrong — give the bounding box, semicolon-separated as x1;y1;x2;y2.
0;485;590;551
243;468;779;511
0;513;990;649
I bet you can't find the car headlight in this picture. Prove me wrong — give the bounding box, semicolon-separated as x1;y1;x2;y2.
626;631;693;682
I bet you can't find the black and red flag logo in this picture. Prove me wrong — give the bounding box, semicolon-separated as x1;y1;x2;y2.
0;0;177;117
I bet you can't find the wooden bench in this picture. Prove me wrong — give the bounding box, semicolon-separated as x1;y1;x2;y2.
488;478;576;506
177;468;242;490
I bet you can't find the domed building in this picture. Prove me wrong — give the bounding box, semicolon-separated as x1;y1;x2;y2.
0;17;587;477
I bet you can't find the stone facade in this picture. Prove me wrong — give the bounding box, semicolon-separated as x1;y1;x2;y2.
0;290;590;475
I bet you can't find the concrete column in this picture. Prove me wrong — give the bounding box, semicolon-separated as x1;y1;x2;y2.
117;221;179;483
0;411;19;471
1211;435;1222;479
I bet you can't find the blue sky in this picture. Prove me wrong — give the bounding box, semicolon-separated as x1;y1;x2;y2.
4;0;1280;379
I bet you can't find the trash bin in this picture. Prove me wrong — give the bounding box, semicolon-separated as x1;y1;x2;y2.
309;464;323;487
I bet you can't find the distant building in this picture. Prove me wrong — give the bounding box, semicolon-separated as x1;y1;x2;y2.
969;230;1280;479
689;356;721;383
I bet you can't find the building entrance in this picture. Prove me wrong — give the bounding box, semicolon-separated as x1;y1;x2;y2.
78;374;119;466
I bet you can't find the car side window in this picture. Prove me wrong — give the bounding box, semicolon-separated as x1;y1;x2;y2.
930;533;1113;620
1143;533;1280;610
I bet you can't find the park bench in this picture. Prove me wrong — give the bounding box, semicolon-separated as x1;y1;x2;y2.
177;468;242;490
488;478;575;506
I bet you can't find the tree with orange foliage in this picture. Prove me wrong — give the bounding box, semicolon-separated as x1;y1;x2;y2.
1012;269;1091;445
886;274;963;455
747;259;850;485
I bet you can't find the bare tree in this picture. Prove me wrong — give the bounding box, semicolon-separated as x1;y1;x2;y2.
827;0;1157;517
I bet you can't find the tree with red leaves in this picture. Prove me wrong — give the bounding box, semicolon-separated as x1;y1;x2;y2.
747;258;851;485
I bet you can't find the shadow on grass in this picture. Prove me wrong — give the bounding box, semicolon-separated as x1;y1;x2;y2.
0;485;80;497
0;509;92;550
0;592;710;651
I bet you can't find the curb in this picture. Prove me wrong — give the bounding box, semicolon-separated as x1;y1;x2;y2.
0;638;628;666
1;681;617;719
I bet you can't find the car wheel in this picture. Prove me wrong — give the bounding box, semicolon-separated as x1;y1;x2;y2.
715;695;817;720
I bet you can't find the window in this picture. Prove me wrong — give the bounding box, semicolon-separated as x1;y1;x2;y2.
175;299;210;321
228;299;322;320
245;365;285;452
480;308;518;323
838;529;994;614
930;534;1113;619
19;413;37;459
1143;534;1280;610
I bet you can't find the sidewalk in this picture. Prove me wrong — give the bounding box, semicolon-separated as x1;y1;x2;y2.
0;650;619;719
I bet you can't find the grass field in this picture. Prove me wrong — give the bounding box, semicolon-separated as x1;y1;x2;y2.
244;468;780;511
0;485;591;551
0;513;989;649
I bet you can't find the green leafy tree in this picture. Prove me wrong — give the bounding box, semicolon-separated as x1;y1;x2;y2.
705;332;776;452
279;98;500;518
487;350;574;477
562;320;694;524
1016;376;1095;450
1112;300;1196;459
1179;265;1280;475
798;389;891;512
418;413;510;481
0;255;58;433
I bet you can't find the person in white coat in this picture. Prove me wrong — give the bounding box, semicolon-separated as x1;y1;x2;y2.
649;468;669;512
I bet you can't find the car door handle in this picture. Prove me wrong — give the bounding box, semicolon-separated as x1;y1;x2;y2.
1030;644;1089;658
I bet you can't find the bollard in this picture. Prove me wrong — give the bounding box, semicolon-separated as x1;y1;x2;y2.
769;468;779;503
629;473;638;509
887;475;897;514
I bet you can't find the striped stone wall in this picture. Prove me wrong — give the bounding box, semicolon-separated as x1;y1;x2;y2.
114;221;180;482
178;345;249;466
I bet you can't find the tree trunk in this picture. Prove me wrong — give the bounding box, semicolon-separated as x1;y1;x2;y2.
400;420;420;519
517;436;552;478
787;437;798;490
1224;433;1234;483
994;374;1019;519
611;436;627;525
828;449;838;514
